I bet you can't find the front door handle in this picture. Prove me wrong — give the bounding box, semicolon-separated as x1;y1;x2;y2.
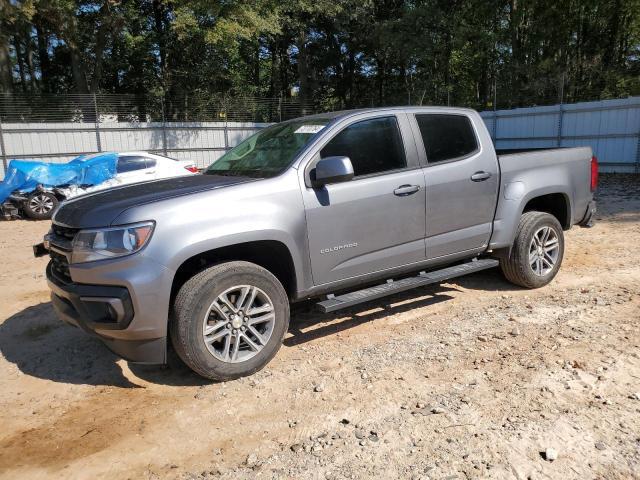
394;184;421;196
471;171;492;182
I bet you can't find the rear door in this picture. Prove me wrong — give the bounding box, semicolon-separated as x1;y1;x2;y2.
301;113;426;285
411;112;499;259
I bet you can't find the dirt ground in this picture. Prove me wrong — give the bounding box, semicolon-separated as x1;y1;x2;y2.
0;175;639;480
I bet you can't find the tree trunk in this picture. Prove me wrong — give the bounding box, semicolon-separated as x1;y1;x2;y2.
35;22;51;93
89;20;108;93
13;36;28;93
269;39;281;98
25;31;37;92
347;49;355;108
509;0;523;106
376;54;385;105
254;40;261;92
69;44;89;94
603;0;622;68
152;0;167;86
296;30;312;115
0;32;12;93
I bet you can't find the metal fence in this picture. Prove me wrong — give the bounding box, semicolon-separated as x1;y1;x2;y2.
0;94;315;124
480;96;640;173
1;93;639;176
0;94;315;175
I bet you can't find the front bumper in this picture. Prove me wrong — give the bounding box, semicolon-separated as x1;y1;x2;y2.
46;262;168;364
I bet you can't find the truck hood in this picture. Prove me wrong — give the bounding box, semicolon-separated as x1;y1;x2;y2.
53;174;254;228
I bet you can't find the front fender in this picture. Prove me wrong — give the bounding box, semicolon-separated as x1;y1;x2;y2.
116;170;312;294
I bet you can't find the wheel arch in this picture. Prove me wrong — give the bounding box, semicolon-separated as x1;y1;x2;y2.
490;185;573;253
170;239;298;302
521;191;572;230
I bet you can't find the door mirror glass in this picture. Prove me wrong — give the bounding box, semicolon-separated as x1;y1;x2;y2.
313;156;354;187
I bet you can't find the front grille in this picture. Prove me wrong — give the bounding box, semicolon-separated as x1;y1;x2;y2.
48;222;77;284
50;251;72;284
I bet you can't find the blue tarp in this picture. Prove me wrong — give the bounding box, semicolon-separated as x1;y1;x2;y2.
0;153;118;204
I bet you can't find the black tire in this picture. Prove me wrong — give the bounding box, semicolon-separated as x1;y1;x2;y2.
170;261;290;381
23;191;59;220
500;211;565;289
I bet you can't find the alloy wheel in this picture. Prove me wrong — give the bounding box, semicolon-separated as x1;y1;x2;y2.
202;285;275;363
529;226;560;276
29;194;55;214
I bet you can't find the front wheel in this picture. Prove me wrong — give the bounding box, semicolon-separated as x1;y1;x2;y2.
170;261;290;381
500;211;565;289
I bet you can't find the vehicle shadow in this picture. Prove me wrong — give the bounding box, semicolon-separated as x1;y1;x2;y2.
285;285;457;347
0;302;211;387
0;302;139;387
0;270;520;387
284;269;519;347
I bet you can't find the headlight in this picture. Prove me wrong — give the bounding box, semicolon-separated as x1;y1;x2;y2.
71;222;155;264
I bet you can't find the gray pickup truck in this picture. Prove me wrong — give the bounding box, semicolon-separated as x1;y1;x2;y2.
36;107;598;380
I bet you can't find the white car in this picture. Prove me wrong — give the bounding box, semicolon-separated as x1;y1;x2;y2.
20;152;199;220
112;151;200;181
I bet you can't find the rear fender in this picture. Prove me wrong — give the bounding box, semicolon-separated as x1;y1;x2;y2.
490;185;572;251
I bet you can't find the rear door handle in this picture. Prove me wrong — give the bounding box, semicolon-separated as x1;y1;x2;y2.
393;184;421;196
471;171;492;182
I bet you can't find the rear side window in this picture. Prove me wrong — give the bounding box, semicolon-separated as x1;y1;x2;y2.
415;114;478;164
321;116;406;177
117;156;148;173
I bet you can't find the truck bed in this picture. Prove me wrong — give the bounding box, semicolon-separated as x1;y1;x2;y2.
489;146;594;250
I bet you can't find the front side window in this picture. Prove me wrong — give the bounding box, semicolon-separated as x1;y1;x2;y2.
320;116;406;177
206;119;331;178
416;114;478;164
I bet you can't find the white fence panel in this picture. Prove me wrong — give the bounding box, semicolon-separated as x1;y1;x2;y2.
100;123;164;152
3;123;98;161
0;121;268;176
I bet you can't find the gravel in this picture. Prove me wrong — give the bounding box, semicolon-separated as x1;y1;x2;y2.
1;175;639;480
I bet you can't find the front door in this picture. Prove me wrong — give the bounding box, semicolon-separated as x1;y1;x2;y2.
301;115;426;286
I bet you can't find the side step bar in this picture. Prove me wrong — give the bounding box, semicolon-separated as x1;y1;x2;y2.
316;258;499;313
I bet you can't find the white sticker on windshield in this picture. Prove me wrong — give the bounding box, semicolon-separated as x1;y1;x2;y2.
295;125;325;134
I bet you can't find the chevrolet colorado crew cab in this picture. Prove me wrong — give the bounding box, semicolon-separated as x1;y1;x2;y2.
36;107;598;380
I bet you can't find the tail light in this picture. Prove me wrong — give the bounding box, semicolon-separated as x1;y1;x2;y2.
185;165;199;173
590;156;598;192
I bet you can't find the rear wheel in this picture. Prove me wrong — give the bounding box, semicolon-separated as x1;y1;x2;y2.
170;261;289;381
500;211;564;289
23;191;58;220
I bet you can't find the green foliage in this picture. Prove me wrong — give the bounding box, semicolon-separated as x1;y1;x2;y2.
1;0;639;110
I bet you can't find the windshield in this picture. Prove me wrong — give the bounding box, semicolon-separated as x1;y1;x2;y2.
205;119;331;178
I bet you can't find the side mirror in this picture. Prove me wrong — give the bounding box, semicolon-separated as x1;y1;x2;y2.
312;156;354;187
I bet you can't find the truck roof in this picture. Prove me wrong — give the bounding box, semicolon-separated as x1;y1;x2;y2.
296;106;477;123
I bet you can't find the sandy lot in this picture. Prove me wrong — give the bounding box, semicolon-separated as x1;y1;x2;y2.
0;175;639;480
